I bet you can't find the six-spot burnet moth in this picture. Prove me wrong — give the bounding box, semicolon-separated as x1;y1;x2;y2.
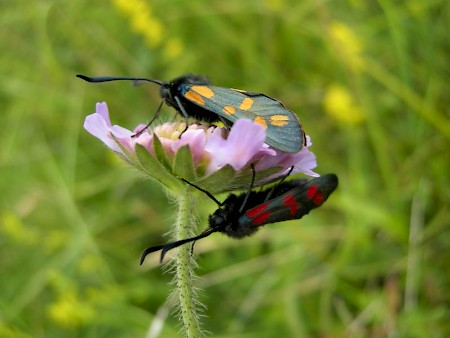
76;74;306;153
140;168;338;264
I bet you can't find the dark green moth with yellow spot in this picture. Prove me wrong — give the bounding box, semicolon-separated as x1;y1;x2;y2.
76;74;306;153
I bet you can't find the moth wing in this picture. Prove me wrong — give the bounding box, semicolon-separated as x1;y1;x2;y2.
239;174;338;228
181;84;304;153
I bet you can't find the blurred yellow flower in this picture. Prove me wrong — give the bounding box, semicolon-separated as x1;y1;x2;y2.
328;21;365;70
407;0;427;18
0;325;31;338
324;84;364;124
1;212;37;245
265;0;286;12
47;290;96;327
164;37;183;60
348;0;364;9
113;0;164;47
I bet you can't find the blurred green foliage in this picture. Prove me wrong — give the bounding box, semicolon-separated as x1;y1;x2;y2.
1;0;449;337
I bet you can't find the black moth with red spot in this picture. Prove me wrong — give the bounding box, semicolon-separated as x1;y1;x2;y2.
140;173;338;264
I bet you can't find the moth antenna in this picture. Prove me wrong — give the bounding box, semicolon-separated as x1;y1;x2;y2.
181;179;222;206
140;244;166;265
190;227;214;256
159;228;216;263
140;228;217;265
76;74;163;86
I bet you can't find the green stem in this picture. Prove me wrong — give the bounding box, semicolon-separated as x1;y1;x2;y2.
172;192;202;338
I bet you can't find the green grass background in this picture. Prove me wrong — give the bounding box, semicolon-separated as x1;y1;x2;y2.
1;1;449;337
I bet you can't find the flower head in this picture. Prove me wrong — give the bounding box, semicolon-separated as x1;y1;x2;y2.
323;84;364;125
84;102;318;194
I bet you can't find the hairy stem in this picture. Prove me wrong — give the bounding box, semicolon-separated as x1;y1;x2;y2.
172;192;201;337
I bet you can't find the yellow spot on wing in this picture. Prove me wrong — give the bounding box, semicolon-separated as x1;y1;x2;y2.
270;114;289;126
191;85;215;98
239;97;254;110
185;90;205;105
253;116;267;129
223;105;236;115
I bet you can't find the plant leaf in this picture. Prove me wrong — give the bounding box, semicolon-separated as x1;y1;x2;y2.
135;144;181;192
152;134;171;171
173;145;196;182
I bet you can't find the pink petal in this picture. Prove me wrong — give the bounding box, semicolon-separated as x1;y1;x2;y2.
95;102;112;126
205;119;268;173
84;102;133;153
173;129;207;163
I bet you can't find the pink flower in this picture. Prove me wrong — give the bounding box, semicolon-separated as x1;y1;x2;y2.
84;102;135;154
204;119;276;174
84;102;318;189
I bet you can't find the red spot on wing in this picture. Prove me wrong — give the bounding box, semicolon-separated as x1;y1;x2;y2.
252;211;271;225
314;193;324;205
307;185;318;199
246;203;269;217
283;194;299;216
